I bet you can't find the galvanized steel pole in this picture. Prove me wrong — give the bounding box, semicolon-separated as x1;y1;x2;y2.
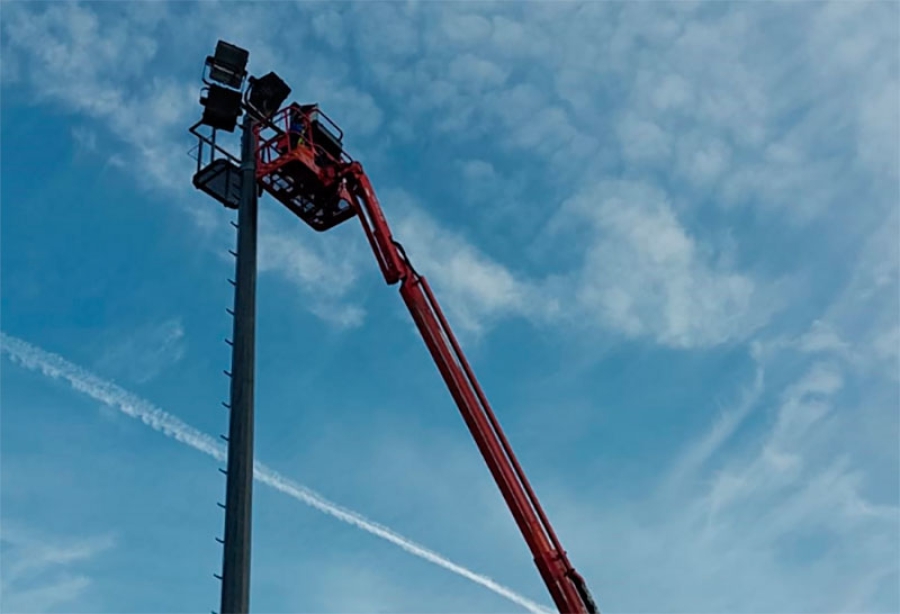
220;112;257;614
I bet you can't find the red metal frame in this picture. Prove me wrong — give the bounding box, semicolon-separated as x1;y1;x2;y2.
252;104;355;231
254;105;599;614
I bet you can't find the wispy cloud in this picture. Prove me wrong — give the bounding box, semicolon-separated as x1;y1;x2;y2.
387;190;556;337
256;218;368;329
0;522;116;613
2;3;896;612
387;181;780;348
94;317;186;384
549;354;898;613
0;2;372;328
554;180;782;347
666;364;765;490
0;332;551;614
69;125;98;155
5;2;894;345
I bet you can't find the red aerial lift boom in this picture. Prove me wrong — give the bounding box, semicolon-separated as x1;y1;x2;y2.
251;103;599;614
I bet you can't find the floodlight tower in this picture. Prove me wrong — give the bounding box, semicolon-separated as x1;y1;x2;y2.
188;41;290;614
189;40;599;614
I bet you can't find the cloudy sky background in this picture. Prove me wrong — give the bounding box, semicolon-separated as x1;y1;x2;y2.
1;1;898;612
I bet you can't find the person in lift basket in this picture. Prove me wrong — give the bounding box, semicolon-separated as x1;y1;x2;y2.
288;108;306;150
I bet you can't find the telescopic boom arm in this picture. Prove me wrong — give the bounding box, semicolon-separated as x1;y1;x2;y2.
337;163;599;614
246;103;599;613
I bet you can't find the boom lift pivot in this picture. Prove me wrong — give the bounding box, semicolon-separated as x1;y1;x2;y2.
252;104;599;614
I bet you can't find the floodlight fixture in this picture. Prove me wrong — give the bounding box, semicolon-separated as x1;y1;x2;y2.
246;72;291;118
200;84;243;132
205;40;249;89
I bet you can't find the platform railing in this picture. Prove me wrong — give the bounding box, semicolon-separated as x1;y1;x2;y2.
188;120;241;173
252;105;355;174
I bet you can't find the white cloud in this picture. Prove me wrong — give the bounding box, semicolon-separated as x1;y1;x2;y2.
347;1;421;60
616;114;671;164
797;320;850;355
3;3;897;612
0;522;116;613
311;9;347;51
364;177;777;351
366;180;778;349
257;214;368;329
675;133;732;186
766;362;844;457
304;71;385;138
3;1;895;345
801;203;900;382
447;54;509;94
287;0;896;349
69;126;98;154
388;191;555;335
460;159;497;183
666;366;765;489
363;1;899;227
651;73;694;111
557;180;775;347
441;12;493;47
0;2;201;207
307;560;513;613
94;317;186;384
1;333;551;613
0;1;378;328
546;346;898;613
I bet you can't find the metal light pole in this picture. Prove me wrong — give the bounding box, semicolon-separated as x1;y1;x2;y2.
219;112;258;614
190;41;291;614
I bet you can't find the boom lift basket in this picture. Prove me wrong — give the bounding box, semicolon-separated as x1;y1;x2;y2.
253;104;357;231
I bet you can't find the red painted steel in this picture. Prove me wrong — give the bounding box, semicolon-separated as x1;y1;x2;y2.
253;105;599;614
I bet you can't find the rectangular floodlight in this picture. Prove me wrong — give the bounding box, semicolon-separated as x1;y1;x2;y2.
247;72;291;118
206;40;249;89
201;84;243;132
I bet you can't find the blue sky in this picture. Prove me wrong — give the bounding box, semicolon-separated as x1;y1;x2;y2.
1;1;897;612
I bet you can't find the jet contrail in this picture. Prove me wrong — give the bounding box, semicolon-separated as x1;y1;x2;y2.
0;332;551;614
